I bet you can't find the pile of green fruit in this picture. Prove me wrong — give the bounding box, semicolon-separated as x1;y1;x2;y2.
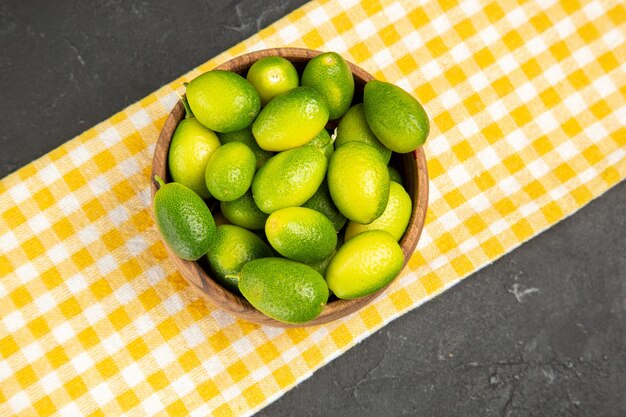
153;52;429;324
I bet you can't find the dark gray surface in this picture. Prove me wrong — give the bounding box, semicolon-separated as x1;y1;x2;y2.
258;181;626;417
2;1;624;416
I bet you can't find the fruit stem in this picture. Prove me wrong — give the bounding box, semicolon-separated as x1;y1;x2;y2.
330;127;338;145
181;96;193;119
224;273;240;284
153;175;166;189
176;90;194;119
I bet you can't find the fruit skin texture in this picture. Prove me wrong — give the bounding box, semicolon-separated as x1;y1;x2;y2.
220;191;268;230
345;181;412;241
186;70;260;133
168;117;221;199
218;128;273;170
265;207;337;263
206;225;273;292
252;86;329;151
252;146;328;214
302;180;346;231
239;258;329;324
301;52;355;120
363;80;429;153
388;165;403;186
205;142;256;202
327;141;390;224
153;179;216;261
326;230;403;299
335;103;391;163
246;56;299;106
303;129;333;160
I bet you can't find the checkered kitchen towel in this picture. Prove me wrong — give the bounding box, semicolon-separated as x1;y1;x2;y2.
1;0;624;415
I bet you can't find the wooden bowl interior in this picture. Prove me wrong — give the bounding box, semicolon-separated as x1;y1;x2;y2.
151;48;428;327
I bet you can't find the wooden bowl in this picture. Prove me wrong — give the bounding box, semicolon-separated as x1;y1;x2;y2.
151;48;428;327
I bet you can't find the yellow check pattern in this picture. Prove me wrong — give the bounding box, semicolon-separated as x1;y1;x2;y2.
1;0;625;415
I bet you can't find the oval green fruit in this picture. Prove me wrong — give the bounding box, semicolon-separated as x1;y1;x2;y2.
326;230;403;299
246;56;299;106
252;86;329;151
220;191;268;230
206;225;273;292
168;118;221;199
335;103;391;163
303;128;333;160
266;207;337;263
328;141;390;224
218;128;273;170
301;52;354;120
388;165;403;186
345;181;412;241
252;146;327;213
363;80;429;153
205;142;256;202
186;70;260;133
153;177;216;261
239;258;329;323
302;180;346;231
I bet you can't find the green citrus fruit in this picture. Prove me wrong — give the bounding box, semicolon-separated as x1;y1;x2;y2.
265;207;337;263
205;142;256;202
301;52;354;120
218;128;273;170
327;142;390;224
186;70;260;133
302;180;346;231
252;146;327;213
238;258;329;323
168;117;220;199
335;103;391;163
363;80;429;153
326;230;403;299
246;56;299;106
388;165;403;185
206;225;273;292
153;176;216;261
252;86;329;151
303;128;333;160
220;191;268;230
344;181;412;241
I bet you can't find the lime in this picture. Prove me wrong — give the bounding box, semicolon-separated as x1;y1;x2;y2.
186;70;260;133
363;80;429;152
303;128;333;160
344;181;412;241
220;191;268;230
302;180;346;231
326;230;403;299
265;207;337;263
301;52;354;119
238;258;329;323
206;225;273;292
327;142;390;224
218;128;273;170
252;86;329;151
153;176;216;261
205;142;256;202
246;56;299;106
335;103;391;163
388;165;403;186
252;146;327;213
168;117;220;199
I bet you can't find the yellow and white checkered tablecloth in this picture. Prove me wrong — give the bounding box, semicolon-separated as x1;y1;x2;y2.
1;0;625;415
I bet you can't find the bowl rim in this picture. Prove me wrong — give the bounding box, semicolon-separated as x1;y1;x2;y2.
150;47;429;327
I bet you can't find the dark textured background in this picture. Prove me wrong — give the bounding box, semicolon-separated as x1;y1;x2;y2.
1;1;624;416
